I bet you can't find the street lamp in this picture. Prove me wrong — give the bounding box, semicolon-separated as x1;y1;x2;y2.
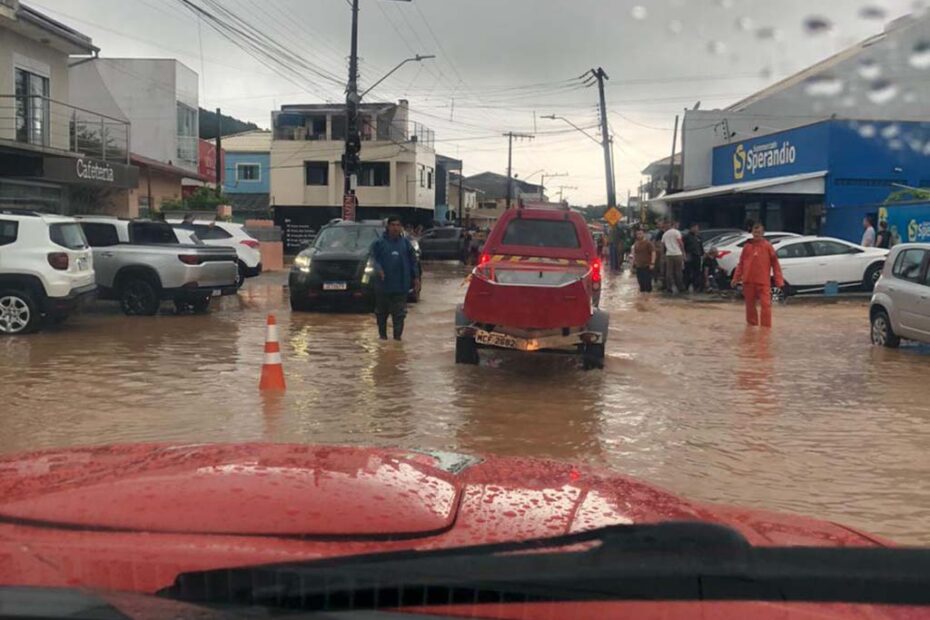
343;0;414;221
361;55;435;98
541;114;602;146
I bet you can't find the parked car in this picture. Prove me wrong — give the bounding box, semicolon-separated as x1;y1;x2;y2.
290;220;421;312
77;217;238;316
0;210;97;335
870;243;930;348
456;204;608;369
418;226;466;260
771;236;888;298
699;227;743;246
713;232;802;281
168;220;262;288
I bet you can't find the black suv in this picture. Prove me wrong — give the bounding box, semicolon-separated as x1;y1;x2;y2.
289;220;421;312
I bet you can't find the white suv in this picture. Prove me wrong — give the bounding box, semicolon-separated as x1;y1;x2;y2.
167;220;262;287
870;243;930;347
0;210;96;335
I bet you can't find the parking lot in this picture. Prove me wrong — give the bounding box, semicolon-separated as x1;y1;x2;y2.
1;262;928;544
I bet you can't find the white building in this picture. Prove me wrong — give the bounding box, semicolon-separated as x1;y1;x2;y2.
270;99;436;244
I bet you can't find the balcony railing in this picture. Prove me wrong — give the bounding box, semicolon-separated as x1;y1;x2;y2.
0;94;130;164
273;113;432;148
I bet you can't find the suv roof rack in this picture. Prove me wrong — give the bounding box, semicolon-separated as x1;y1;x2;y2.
0;208;44;217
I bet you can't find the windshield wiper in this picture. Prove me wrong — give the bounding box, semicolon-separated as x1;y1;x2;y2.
158;521;930;612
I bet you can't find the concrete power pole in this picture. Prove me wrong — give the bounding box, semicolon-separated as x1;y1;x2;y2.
215;108;222;197
504;131;534;209
342;0;362;221
591;67;616;209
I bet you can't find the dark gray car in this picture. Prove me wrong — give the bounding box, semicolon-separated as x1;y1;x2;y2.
418;227;466;260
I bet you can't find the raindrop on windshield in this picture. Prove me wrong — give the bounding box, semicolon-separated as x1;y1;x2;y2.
903;91;918;103
803;16;833;35
858;124;878;138
716;0;735;7
667;19;683;34
735;16;754;31
707;40;728;55
804;74;844;97
756;26;782;40
631;5;647;20
881;124;901;139
858;5;887;20
908;40;930;69
868;79;899;104
858;58;882;80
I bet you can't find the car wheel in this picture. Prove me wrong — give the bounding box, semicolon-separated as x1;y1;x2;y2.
455;336;479;365
863;262;884;292
120;278;160;316
191;297;211;314
871;309;901;348
235;262;247;289
582;343;605;370
0;289;40;335
290;296;314;312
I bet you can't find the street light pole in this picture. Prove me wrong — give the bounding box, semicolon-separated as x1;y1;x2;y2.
343;0;413;222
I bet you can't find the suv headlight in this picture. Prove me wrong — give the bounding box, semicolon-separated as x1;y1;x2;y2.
362;258;375;284
294;254;312;273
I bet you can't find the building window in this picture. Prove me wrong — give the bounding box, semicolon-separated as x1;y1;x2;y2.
427;167;434;190
176;102;198;166
15;68;49;146
331;115;347;141
305;161;329;186
237;163;261;182
359;162;390;187
419;165;425;188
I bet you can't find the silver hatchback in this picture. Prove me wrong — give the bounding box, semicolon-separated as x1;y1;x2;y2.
870;243;930;347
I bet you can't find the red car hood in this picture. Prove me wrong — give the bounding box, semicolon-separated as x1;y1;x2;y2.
0;443;891;596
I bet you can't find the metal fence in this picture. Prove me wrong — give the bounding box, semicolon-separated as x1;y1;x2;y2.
0;94;130;163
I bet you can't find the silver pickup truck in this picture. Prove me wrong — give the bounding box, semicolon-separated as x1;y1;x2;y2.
77;217;238;316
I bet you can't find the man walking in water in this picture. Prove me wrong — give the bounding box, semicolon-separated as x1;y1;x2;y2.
732;223;784;328
371;215;420;341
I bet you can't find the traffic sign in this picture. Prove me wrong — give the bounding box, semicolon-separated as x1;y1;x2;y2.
603;207;622;226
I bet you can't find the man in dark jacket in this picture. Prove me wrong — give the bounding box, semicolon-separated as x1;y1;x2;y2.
371;215;420;341
683;223;704;292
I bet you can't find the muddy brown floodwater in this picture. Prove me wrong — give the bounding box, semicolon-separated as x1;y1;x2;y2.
1;263;928;544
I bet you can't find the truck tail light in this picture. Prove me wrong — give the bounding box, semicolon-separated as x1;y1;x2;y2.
240;239;260;250
591;258;602;283
47;252;69;270
478;252;491;266
178;254;204;265
716;250;732;259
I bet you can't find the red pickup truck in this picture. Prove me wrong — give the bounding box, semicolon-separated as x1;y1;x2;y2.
456;203;608;369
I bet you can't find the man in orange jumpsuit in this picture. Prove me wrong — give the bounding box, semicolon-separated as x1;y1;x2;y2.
731;223;785;328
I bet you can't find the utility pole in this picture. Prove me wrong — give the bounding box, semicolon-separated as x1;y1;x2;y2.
504;131;534;209
215;107;222;198
666;114;679;195
591;67;616;209
540;172;567;200
558;185;577;203
343;0;362;221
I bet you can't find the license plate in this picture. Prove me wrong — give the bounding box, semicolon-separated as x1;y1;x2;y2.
211;289;222;297
476;331;520;349
323;282;348;291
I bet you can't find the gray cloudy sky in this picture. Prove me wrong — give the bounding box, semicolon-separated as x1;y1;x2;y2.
33;0;917;204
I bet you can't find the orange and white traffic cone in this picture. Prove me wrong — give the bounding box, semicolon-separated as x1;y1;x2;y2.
259;314;286;391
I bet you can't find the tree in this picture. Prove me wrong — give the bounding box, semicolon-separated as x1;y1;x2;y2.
199;108;260;140
160;187;228;213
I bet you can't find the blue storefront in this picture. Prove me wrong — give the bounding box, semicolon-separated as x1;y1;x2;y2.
665;119;930;243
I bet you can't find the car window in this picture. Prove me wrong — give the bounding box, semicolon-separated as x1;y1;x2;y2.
892;249;926;283
315;226;380;251
502;219;580;248
432;228;460;239
80;222;120;247
193;224;233;240
0;220;17;246
49;223;88;250
776;243;810;259
810;240;851;257
130;222;179;245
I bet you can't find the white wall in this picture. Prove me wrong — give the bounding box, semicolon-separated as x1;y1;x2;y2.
682;15;930;190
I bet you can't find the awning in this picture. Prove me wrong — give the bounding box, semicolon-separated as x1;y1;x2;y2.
648;171;827;205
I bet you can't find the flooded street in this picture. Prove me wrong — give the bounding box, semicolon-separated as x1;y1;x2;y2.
1;263;928;545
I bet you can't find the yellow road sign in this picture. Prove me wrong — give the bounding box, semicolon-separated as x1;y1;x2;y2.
603;207;622;226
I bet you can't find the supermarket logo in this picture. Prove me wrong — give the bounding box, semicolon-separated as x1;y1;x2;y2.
733;140;797;180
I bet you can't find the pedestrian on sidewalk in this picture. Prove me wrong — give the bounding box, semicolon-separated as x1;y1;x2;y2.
683;223;704;293
731;223;784;328
876;220;892;249
632;228;656;293
371;215;420;341
861;216;876;248
662;219;685;294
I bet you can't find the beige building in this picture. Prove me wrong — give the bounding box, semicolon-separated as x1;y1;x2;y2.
270;100;437;232
0;0;138;213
